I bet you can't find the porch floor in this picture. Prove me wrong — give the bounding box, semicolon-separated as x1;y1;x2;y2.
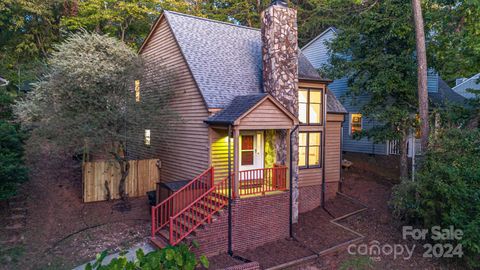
214;185;287;198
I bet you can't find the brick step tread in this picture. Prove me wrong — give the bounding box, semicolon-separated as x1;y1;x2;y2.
151;235;169;249
170;221;197;237
182;210;221;224
161;225;195;243
205;194;229;203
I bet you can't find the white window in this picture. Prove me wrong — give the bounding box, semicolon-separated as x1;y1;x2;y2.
350;113;363;135
135;80;140;102
144;129;151;145
299;88;323;124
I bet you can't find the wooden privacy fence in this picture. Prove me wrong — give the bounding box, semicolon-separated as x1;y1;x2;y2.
83;159;159;202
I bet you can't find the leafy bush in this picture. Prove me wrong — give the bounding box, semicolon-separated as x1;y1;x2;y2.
390;128;480;267
0;121;28;200
85;244;209;270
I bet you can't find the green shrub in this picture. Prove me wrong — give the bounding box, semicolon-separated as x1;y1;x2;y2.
0;121;28;200
390;128;480;267
85;244;209;270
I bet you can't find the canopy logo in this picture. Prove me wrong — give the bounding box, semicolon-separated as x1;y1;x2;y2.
347;226;464;261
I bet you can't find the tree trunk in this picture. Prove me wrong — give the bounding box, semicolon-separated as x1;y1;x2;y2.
111;144;130;201
412;0;429;151
399;132;409;180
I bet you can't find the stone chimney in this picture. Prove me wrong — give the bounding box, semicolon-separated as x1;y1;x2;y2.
261;0;299;222
261;0;299;114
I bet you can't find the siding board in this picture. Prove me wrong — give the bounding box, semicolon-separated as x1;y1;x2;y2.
132;17;210;183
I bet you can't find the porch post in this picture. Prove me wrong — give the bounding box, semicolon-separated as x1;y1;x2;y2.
233;127;240;197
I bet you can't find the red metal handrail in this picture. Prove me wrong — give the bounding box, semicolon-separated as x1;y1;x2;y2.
238;165;287;196
168;175;229;245
151;167;214;238
151;166;288;245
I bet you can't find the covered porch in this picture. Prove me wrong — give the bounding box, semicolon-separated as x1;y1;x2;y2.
206;93;299;198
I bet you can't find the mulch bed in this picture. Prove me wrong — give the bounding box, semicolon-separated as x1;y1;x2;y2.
236;238;315;269
207;253;245;269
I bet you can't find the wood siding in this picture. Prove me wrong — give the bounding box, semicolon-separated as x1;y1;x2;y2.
138;17;210;183
298;114;344;187
83;159;159;202
210;128;233;183
238;99;294;130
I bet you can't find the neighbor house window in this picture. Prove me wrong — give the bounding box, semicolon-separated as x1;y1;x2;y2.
144;129;151;145
299;88;323;124
135;80;140;102
350;113;362;135
299;132;321;168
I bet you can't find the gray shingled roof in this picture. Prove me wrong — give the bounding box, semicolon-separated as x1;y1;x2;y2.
429;78;466;107
164;11;346;114
205;94;267;124
326;89;347;113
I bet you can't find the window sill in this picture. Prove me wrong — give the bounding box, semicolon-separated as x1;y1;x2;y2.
299;166;322;170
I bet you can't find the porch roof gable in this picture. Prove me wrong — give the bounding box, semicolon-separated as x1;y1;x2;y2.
205;93;298;127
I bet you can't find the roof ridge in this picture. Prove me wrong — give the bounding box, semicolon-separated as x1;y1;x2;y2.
452;73;480;90
164;10;261;32
301;26;337;51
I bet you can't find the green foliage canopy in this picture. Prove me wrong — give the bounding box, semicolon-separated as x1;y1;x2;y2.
391;128;480;267
323;0;419;144
86;244;209;270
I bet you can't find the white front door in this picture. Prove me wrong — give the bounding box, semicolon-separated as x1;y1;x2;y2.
239;131;264;172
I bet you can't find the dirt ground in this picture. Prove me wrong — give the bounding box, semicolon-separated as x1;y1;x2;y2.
0;151;466;269
0;149;151;270
208;153;464;270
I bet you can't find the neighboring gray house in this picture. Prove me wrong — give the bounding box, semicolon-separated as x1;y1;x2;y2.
453;73;480;99
302;27;465;156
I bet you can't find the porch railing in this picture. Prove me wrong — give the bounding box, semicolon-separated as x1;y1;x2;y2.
238;165;287;196
168;175;229;245
151;167;214;237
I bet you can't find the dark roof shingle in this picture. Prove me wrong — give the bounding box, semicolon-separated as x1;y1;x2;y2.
205;94;267;124
164;11;346;114
429;78;466;107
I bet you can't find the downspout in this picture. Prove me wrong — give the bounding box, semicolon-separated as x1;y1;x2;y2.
227;125;233;256
225;126;251;263
289;124;299;238
339;121;344;193
321;94;328;208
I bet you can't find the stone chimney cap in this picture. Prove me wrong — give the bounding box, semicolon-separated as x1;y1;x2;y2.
270;0;288;7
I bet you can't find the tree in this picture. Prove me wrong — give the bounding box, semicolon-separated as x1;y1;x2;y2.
412;0;429;151
14;32;174;200
0;0;65;92
390;128;480;267
323;0;419;178
60;0;161;48
426;1;480;83
0;120;28;201
60;0;229;49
